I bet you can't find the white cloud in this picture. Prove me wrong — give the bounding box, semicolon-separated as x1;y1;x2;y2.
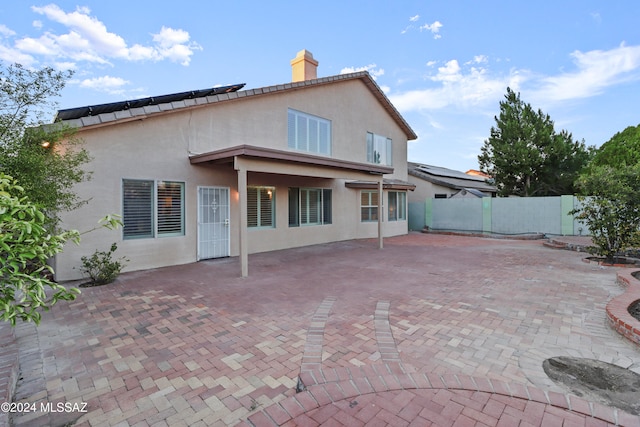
53;61;76;71
14;4;201;67
409;15;420;22
0;24;16;37
78;75;131;95
426;60;437;67
420;21;443;39
340;64;385;80
79;75;130;89
0;25;30;64
389;43;640;117
532;43;640;103
432;60;461;82
389;59;525;112
469;55;488;65
0;37;36;66
32;20;43;29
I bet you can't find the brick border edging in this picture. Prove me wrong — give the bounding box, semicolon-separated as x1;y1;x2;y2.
237;367;639;427
607;270;640;346
0;326;19;427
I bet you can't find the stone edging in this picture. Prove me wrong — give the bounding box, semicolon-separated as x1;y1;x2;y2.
236;366;639;426
0;326;19;427
607;270;640;346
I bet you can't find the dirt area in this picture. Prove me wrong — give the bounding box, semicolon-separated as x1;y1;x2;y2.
629;300;640;322
543;356;640;415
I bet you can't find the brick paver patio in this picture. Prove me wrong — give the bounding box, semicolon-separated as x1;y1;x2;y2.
4;233;640;426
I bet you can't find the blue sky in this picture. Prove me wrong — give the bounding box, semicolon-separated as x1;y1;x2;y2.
2;1;639;172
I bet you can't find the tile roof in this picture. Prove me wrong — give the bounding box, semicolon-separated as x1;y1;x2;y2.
56;72;417;140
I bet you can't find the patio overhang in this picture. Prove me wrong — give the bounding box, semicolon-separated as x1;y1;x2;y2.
345;179;416;191
191;145;393;278
189;145;393;175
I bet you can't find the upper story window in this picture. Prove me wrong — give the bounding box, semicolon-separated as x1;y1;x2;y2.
366;132;392;166
288;109;331;155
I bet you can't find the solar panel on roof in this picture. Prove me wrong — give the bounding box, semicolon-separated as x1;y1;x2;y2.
55;83;246;121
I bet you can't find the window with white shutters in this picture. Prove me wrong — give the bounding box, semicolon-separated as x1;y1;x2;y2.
247;186;275;228
157;181;184;235
123;179;185;239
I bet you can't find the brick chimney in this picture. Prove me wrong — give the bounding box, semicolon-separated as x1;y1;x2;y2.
290;49;318;82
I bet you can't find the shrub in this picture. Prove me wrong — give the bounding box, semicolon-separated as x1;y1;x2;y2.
79;243;128;286
0;173;80;325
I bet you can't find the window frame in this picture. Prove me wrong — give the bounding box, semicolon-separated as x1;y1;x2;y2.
366;132;393;166
122;179;185;240
247;186;275;229
288;109;332;156
288;187;332;227
360;190;381;222
388;191;407;222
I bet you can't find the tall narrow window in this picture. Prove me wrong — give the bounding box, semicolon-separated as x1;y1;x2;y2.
247;186;275;228
288;109;331;155
123;179;154;239
288;188;299;227
361;190;380;222
288;188;332;226
157;181;185;235
366;132;393;166
388;191;406;221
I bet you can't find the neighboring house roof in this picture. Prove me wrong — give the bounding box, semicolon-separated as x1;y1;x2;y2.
408;162;497;194
55;72;418;141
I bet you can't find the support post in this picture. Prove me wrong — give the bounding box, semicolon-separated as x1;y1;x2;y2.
482;197;492;234
378;179;383;249
235;159;249;277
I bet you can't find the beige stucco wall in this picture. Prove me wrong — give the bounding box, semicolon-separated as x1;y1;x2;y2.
55;78;411;281
407;175;456;201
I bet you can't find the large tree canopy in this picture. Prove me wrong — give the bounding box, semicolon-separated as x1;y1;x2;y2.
590;123;640;168
0;63;90;229
478;88;593;197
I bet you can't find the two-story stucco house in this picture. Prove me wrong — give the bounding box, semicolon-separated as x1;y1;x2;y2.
53;50;417;280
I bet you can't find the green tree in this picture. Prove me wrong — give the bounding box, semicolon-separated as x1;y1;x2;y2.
0;63;91;230
572;164;640;262
0;173;80;325
478;87;593;197
590;124;640;168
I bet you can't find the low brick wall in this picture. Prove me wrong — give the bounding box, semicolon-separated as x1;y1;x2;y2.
0;325;19;427
607;270;640;346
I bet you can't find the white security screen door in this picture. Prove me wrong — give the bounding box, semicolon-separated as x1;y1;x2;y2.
197;187;230;259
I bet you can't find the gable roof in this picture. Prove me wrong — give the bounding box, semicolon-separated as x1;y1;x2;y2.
408;162;497;193
55;72;417;140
